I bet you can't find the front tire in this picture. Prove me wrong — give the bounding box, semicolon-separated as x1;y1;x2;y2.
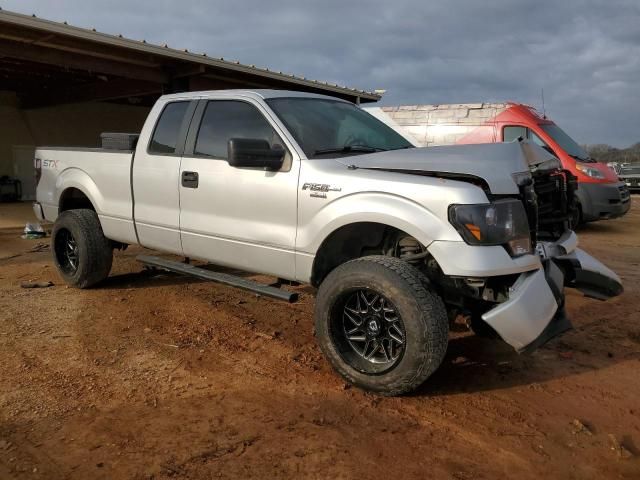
315;256;448;396
51;209;113;288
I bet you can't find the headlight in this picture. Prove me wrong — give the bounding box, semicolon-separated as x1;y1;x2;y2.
449;199;532;256
575;163;605;179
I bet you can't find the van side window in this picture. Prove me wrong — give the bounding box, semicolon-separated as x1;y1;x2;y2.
503;126;527;142
504;125;556;155
194;101;282;159
149;102;190;154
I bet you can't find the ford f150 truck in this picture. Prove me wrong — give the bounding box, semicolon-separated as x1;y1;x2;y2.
34;90;623;395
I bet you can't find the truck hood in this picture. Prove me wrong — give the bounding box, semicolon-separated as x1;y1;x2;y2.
336;140;560;195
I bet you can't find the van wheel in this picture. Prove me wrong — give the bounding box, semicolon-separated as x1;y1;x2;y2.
315;255;448;396
52;209;113;288
569;200;582;230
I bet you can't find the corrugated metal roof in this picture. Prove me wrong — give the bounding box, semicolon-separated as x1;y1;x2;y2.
0;8;381;102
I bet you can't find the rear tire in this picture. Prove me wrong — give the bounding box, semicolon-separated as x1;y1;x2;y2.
315;255;448;396
51;209;113;288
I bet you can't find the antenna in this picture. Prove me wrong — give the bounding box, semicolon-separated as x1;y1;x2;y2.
541;88;547;119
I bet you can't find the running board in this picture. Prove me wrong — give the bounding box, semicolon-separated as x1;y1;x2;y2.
136;255;298;303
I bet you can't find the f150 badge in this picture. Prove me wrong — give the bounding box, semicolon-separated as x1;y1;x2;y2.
302;182;342;199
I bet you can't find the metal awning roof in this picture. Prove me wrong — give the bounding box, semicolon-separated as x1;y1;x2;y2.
0;9;381;108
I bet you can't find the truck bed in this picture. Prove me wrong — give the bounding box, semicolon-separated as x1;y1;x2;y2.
35;147;137;245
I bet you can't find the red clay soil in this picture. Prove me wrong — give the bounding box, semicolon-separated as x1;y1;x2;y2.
1;200;639;479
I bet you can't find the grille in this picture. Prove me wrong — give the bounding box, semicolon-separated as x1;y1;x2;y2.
526;169;578;241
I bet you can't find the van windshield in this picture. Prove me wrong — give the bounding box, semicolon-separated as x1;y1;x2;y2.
540;124;591;162
266;98;413;158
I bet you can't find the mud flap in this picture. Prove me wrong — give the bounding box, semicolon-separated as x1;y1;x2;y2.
555;248;624;300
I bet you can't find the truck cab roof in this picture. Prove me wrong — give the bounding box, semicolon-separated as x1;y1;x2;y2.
158;89;352;103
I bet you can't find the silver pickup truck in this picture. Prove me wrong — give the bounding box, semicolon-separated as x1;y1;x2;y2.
34;90;622;395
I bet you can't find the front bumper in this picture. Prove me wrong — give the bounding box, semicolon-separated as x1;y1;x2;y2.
482;267;565;351
555;248;623;300
576;181;630;222
620;175;640;191
481;232;623;352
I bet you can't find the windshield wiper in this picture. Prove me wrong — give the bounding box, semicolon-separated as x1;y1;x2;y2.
313;145;387;156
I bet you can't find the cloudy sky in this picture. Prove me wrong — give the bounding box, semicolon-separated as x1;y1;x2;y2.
3;0;639;147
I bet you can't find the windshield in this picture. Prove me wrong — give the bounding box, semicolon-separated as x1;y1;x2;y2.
266;98;413;158
540;124;590;161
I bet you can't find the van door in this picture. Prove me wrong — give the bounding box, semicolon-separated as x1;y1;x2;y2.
132;100;196;254
178;99;299;279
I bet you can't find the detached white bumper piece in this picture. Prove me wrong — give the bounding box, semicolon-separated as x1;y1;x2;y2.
482;245;622;353
482;269;562;351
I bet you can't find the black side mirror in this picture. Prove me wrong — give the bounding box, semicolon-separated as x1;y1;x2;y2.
227;138;285;170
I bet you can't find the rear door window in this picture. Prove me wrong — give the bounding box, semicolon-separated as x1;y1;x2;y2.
148;101;190;154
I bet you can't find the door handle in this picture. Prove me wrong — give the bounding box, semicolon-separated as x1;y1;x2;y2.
181;171;199;188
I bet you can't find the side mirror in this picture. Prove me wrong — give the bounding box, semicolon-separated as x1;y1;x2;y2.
227;138;285;170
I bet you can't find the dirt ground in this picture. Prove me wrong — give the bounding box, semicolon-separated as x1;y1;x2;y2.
1;200;639;479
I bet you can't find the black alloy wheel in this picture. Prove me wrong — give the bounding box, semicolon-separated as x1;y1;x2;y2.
51;209;113;288
335;289;406;374
54;228;79;275
314;255;449;395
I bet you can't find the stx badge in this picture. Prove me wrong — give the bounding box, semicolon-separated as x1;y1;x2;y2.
42;159;59;168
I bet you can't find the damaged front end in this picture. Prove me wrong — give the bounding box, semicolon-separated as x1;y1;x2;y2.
480;148;623;352
419;142;622;352
343;140;623;352
481;231;623;352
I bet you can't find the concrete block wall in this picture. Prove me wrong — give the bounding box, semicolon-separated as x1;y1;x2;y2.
377;103;509;146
